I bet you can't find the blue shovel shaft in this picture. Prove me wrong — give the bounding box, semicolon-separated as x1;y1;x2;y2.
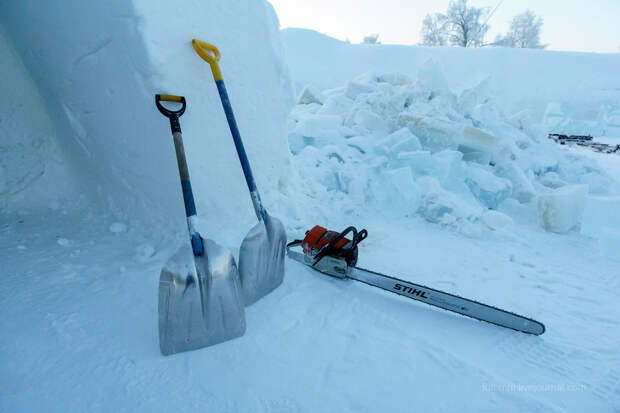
215;79;266;222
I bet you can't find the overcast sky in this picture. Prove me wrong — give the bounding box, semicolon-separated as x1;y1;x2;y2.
269;0;620;53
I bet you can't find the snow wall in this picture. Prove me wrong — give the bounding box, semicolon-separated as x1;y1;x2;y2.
0;0;293;240
282;28;620;121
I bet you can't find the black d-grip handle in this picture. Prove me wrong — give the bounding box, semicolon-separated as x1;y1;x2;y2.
155;94;186;134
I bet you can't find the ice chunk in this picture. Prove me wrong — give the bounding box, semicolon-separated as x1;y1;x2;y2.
416;59;452;99
599;229;620;262
345;80;376;100
346;136;373;155
507;109;547;141
469;103;505;131
374;127;422;157
372;167;420;216
346;108;389;134
288;113;347;153
465;165;512;209
294;144;363;194
508;109;532;131
482;210;514;231
494;163;536;203
396;150;433;173
289;102;322;121
537;184;588;233
377;73;412;86
397;116;457;151
318;95;354;116
396;150;464;189
543;102;565;130
416;176;482;224
293;114;343;139
297;85;325;105
461;126;501;153
539;171;566;189
432;150;465;188
458;77;492;117
581;196;620;238
398;116;500;153
287;133;306;155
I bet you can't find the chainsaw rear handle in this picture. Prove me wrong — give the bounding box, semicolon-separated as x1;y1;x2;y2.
192;38;266;221
155;94;186;134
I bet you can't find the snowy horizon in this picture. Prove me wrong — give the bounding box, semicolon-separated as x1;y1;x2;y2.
270;0;620;54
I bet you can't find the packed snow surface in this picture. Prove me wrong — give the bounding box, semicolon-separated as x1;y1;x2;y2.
2;6;620;413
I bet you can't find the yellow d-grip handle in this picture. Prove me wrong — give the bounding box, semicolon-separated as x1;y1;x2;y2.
159;94;183;103
192;39;223;81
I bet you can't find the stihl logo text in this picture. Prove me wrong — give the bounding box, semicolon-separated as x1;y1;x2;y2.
394;283;428;299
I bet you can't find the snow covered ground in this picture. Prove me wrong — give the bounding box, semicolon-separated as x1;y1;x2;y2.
3;202;620;411
2;3;620;413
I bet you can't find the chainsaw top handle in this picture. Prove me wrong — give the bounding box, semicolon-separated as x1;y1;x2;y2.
313;226;368;265
155;94;186;134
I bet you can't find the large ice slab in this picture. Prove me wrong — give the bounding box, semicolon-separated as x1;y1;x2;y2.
372;167;421;217
538;185;589;233
399;116;500;154
374;128;422;158
416;176;482;224
465;165;512;209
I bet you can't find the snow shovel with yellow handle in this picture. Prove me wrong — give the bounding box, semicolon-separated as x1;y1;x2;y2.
155;94;245;355
192;39;286;306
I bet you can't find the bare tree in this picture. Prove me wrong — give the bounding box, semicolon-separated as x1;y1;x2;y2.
444;0;490;47
420;0;489;47
362;34;380;44
420;13;448;46
501;10;546;48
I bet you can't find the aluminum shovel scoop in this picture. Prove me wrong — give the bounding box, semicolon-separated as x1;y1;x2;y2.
155;94;245;355
192;39;286;306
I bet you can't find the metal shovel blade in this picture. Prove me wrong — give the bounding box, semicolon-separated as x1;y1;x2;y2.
238;212;287;306
158;239;246;356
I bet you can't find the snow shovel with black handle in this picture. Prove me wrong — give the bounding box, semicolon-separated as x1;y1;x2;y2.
155;94;245;356
192;40;286;306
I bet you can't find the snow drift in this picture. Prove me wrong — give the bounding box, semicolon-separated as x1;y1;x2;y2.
0;0;293;241
282;28;620;124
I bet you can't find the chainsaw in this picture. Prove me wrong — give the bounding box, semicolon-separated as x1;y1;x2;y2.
286;226;545;335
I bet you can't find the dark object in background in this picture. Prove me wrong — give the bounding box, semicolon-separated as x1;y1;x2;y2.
548;134;619;154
